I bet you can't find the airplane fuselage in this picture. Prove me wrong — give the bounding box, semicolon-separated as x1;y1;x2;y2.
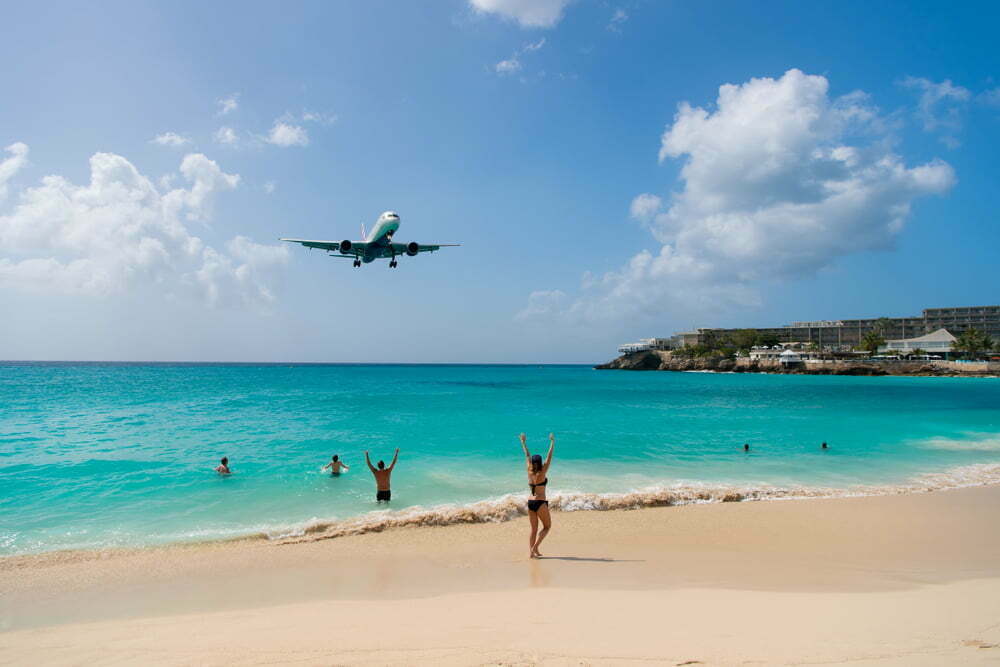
359;211;400;263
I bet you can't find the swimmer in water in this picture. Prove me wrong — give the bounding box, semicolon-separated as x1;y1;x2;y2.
743;443;750;452
822;442;828;450
521;432;554;559
322;454;349;475
215;457;231;474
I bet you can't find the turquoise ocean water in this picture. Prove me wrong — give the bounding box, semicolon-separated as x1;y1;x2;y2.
1;362;999;556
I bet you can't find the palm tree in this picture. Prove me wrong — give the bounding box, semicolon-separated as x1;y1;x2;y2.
954;328;991;359
861;329;885;355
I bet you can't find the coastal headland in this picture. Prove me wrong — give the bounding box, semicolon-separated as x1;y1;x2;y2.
597;349;1000;376
3;485;1000;665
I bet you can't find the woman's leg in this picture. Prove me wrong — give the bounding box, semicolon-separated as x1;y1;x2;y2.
528;509;539;558
533;504;551;556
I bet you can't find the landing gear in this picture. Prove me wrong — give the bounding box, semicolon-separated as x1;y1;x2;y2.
353;259;361;268
389;259;398;268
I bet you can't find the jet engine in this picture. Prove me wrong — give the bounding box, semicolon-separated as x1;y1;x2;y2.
339;240;353;253
406;241;419;256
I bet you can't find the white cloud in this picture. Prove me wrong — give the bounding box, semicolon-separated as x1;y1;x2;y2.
495;38;545;76
470;0;572;28
900;76;970;148
523;37;546;52
0;142;29;203
519;69;956;324
217;93;239;116
301;110;338;125
263;181;276;194
629;193;662;223
0;147;288;307
495;57;522;75
607;8;628;32
266;121;309;147
213;126;239;145
151;132;190;147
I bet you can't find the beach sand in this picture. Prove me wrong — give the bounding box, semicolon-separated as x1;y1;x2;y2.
3;485;1000;665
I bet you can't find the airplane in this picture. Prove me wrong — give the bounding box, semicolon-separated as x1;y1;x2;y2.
280;211;459;268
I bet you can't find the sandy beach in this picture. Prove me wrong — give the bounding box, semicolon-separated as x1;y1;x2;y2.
3;485;1000;665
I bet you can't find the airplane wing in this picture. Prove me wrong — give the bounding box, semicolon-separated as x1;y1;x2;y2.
280;239;369;256
389;242;461;255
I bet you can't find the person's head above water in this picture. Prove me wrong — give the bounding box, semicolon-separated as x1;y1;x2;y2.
743;443;749;452
377;460;385;469
332;454;339;462
221;456;228;465
531;454;543;472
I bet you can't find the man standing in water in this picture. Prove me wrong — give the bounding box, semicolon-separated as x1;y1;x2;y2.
215;457;231;474
365;448;399;502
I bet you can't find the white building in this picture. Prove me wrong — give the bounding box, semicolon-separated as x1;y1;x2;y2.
879;328;955;356
779;349;803;365
617;337;675;355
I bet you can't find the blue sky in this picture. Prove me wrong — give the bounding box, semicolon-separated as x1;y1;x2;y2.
1;0;998;362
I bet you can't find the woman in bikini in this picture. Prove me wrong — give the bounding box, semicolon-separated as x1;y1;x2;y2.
520;432;554;559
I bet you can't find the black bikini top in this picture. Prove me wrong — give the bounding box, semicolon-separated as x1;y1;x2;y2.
529;477;548;494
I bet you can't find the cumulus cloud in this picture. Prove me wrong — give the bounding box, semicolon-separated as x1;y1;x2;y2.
151;132;190;147
519;69;956;324
900;76;970;148
470;0;572;28
0;147;289;307
629;193;662;223
217;93;239;116
266;121;309;147
213;126;238;146
0;142;29;203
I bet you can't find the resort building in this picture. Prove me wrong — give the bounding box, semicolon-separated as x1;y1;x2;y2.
879;328;955;356
617;337;676;354
676;304;999;351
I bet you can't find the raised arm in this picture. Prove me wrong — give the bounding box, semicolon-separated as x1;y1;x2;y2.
543;433;555;472
388;448;399;471
365;451;376;473
520;433;530;469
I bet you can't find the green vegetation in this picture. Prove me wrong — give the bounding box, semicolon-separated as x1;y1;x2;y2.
954;328;994;359
860;329;886;355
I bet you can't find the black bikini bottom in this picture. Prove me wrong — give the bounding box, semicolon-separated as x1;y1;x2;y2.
376;489;391;502
527;499;548;513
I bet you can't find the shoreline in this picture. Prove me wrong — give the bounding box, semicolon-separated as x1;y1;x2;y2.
596;349;1000;377
5;460;1000;563
3;485;1000;664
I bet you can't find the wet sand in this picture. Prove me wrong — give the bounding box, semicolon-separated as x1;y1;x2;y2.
3;485;1000;665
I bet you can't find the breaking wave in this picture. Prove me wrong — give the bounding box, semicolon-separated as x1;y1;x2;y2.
265;462;1000;546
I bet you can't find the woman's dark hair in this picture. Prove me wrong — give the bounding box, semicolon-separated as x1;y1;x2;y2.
332;454;339;462
530;454;543;472
221;457;228;465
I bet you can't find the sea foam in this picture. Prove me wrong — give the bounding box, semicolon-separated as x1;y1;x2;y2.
267;462;1000;546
